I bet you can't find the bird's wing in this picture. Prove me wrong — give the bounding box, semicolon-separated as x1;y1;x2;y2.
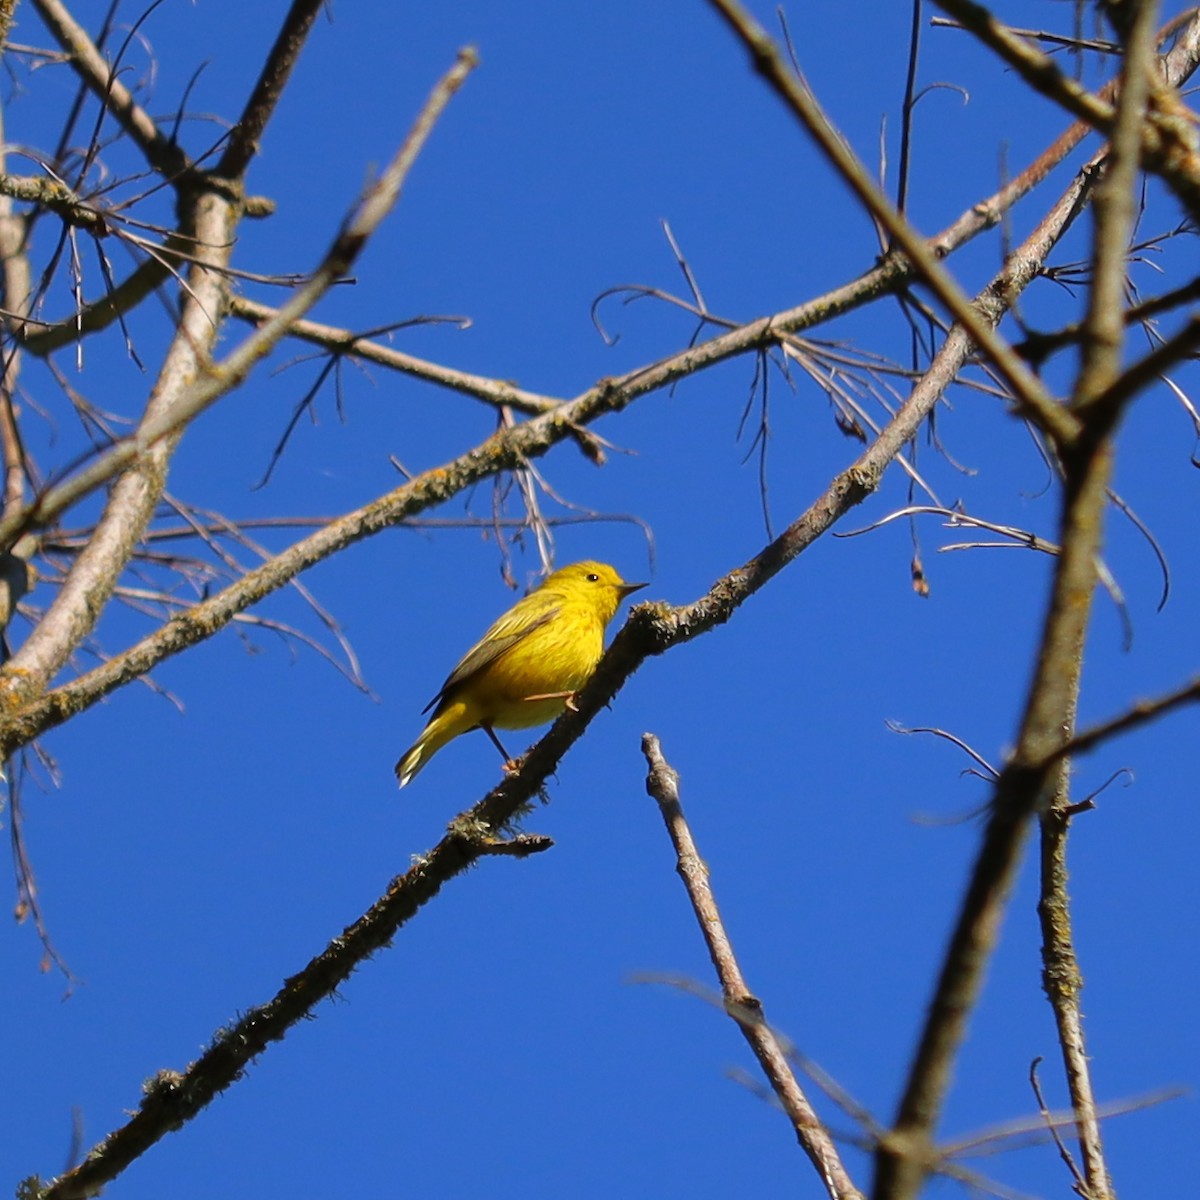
422;601;560;713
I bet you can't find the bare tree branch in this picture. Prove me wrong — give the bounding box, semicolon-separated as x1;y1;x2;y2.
705;0;1079;449
642;733;864;1200
932;0;1200;219
30;0;192;181
228;295;564;415
873;9;1165;1195
0;47;479;716
216;0;327;179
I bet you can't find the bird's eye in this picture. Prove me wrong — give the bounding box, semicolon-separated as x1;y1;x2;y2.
587;573;599;582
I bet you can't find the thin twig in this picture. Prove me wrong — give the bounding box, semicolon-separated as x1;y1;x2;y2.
642;734;863;1200
705;0;1078;449
228;296;562;415
1042;673;1200;764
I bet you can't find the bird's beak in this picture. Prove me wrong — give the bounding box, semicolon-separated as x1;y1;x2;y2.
620;581;648;598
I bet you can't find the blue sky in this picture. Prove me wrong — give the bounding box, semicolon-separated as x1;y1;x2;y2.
5;2;1199;1198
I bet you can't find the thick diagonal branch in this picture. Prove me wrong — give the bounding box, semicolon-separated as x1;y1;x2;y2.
218;0;327;178
31;0;192;180
1;180;240;699
873;10;1160;1196
1034;9;1160;1200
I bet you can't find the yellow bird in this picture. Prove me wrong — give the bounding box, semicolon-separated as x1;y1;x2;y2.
396;560;647;787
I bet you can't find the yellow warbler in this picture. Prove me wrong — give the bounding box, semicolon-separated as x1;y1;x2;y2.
395;561;647;787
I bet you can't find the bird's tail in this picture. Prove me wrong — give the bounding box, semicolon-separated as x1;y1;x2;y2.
395;701;473;788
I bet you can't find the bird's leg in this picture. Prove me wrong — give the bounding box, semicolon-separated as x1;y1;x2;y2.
480;722;513;761
521;690;580;711
480;723;519;771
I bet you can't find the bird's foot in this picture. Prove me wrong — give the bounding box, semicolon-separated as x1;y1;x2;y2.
500;747;537;777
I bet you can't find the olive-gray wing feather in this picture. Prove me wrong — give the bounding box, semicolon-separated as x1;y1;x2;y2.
422;604;560;713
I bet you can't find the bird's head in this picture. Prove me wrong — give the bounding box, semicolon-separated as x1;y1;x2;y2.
543;560;647;624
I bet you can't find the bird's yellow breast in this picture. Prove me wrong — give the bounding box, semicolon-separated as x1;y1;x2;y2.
461;603;606;730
